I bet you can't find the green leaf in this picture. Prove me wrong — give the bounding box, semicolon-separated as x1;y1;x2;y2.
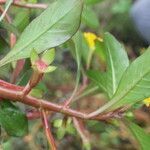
56;127;66;140
125;120;150;150
87;71;107;93
30;49;39;65
53;119;63;128
93;48;150;114
41;49;55;65
85;0;104;5
95;40;106;63
82;6;100;29
0;0;83;67
109;48;150;109
44;66;56;73
0;100;28;137
0;34;9;53
0;21;20;37
88;33;129;98
13;9;30;32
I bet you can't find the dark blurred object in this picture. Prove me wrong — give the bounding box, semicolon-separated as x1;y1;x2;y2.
131;0;150;44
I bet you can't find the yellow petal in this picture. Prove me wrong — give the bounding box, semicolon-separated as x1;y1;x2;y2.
84;32;102;50
143;97;150;107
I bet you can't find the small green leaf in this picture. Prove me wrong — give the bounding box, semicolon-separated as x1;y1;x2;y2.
44;66;56;73
41;49;55;65
0;100;28;137
56;127;66;140
53;119;63;128
0;0;83;67
125;120;150;150
30;49;39;65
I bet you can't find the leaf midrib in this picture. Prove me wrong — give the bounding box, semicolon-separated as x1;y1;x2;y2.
3;2;80;65
96;65;150;113
111;67;150;108
107;43;116;95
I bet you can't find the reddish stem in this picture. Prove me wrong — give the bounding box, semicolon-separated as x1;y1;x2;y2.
0;79;125;121
41;110;57;150
0;79;23;91
73;118;90;145
0;5;11;23
22;71;43;96
0;0;47;9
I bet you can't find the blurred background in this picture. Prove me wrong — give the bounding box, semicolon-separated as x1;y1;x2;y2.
0;0;150;149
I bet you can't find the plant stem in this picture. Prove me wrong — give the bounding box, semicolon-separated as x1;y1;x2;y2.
73;118;90;146
22;71;43;96
0;79;125;121
73;85;99;102
0;0;47;9
41;110;57;150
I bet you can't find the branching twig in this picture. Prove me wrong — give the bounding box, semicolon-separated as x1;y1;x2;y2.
41;110;57;150
0;5;11;23
0;79;126;121
22;71;43;96
73;117;90;146
0;0;48;9
11;59;25;83
63;75;88;108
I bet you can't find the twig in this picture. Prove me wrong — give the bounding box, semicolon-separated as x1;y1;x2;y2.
0;5;11;23
11;59;25;83
73;85;99;102
63;75;88;107
0;0;48;9
10;30;24;84
0;0;13;22
10;33;25;84
41;110;57;150
22;71;43;96
73;118;90;146
0;79;126;121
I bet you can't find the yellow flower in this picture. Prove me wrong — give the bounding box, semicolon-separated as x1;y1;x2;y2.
143;97;150;107
84;32;103;50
